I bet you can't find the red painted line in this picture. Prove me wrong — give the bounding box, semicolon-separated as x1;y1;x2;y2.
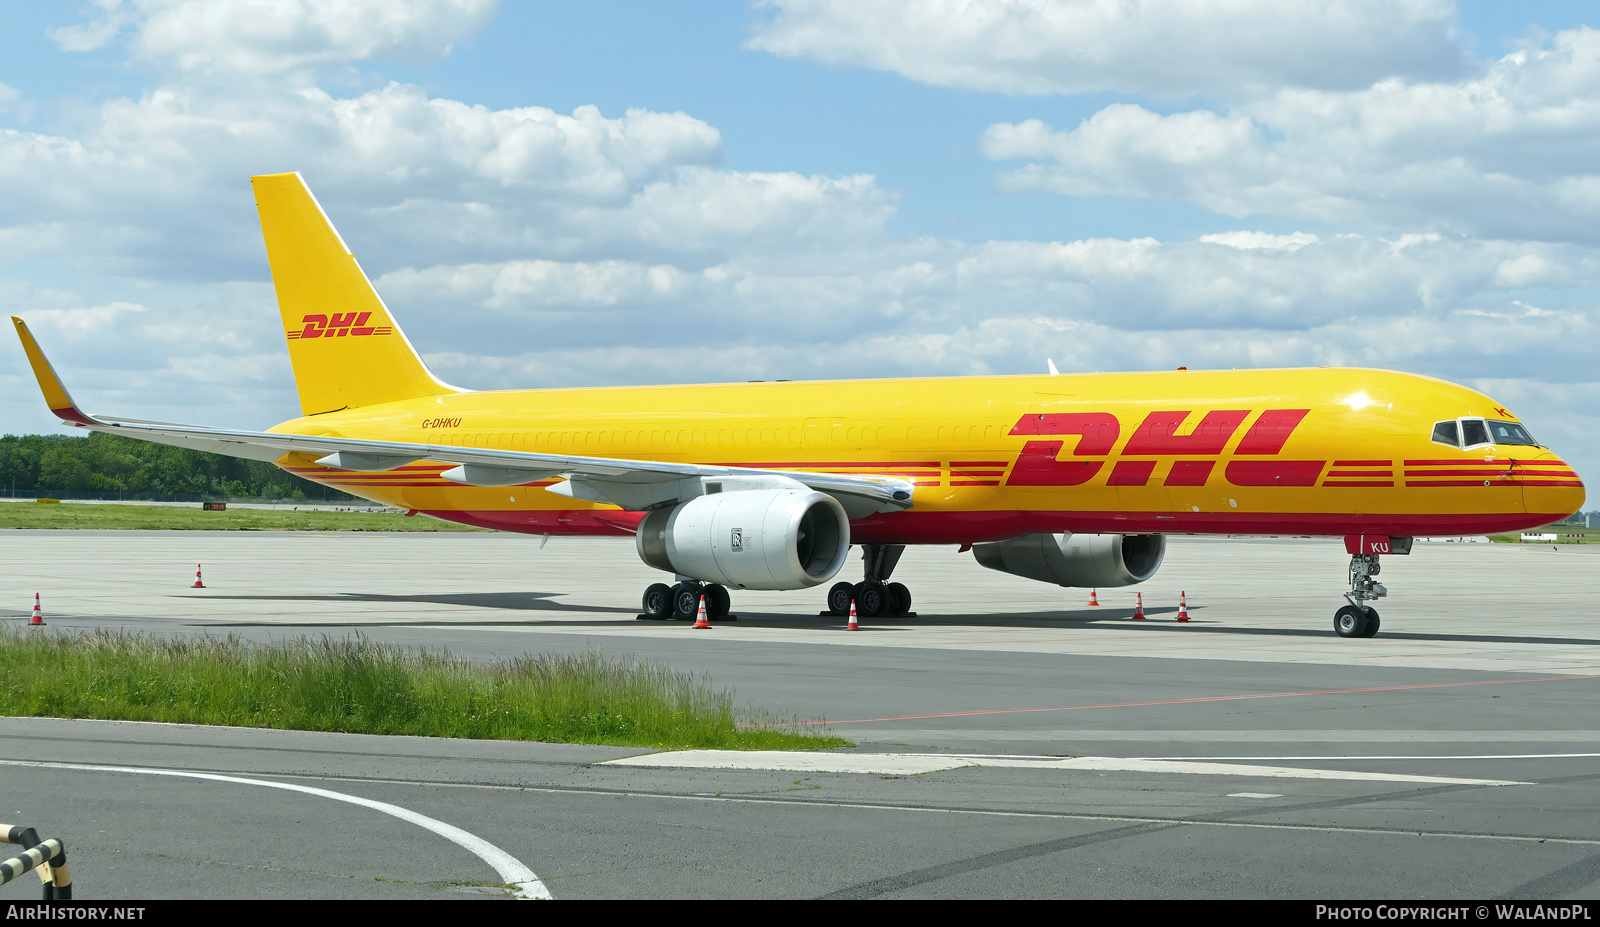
1405;480;1504;487
950;471;1005;477
1321;480;1394;487
951;461;1009;467
949;480;1001;486
1326;471;1392;477
791;674;1598;726
1333;460;1390;467
1520;480;1587;487
323;473;440;479
1414;470;1510;480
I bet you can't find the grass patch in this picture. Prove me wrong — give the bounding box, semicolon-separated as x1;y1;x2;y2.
0;627;846;751
0;503;485;531
1490;525;1594;544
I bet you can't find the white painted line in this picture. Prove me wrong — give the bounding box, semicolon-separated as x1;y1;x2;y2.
603;750;972;776
0;759;551;900
604;751;1527;786
1227;793;1284;799
938;755;1527;785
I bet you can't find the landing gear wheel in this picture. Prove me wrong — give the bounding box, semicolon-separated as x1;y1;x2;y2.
1334;605;1371;638
854;582;886;617
886;582;911;617
671;582;704;621
827;581;855;616
641;583;672;620
1358;607;1380;638
705;584;731;619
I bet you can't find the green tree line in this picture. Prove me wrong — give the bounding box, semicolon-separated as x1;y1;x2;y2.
0;432;352;500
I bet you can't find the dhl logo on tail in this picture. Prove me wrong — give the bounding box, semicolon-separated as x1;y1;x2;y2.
286;312;395;340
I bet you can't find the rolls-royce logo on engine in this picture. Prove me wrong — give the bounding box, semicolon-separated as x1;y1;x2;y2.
730;528;743;552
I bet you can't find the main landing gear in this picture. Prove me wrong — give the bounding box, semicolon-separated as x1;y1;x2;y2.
639;581;733;621
824;544;915;618
1334;553;1384;638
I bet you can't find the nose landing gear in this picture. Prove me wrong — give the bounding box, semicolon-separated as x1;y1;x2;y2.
1335;551;1386;638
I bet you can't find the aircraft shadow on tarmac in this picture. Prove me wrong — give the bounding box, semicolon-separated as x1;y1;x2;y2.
187;593;1600;647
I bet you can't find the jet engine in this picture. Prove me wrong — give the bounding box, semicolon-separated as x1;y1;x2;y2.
635;488;850;590
972;532;1165;588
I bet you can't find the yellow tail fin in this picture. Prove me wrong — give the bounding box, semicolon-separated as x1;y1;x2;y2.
252;172;456;415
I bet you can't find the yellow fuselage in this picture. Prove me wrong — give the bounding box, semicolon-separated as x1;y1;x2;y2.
273;366;1584;542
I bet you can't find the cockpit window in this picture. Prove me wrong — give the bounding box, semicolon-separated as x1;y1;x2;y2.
1432;417;1539;450
1487;420;1539;446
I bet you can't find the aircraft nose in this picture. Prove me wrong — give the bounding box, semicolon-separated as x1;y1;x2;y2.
1521;452;1586;522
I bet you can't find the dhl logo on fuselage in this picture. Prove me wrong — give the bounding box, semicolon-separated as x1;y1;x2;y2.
1001;409;1579;490
285;312;395;340
1007;408;1312;487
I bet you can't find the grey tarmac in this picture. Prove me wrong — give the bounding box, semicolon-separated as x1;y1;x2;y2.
1;530;1597;899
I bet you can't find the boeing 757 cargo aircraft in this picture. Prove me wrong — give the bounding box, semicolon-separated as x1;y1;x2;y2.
12;173;1586;637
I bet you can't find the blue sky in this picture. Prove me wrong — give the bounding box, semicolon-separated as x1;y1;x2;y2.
1;0;1598;488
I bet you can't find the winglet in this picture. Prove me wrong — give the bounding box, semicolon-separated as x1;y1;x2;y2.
11;317;97;426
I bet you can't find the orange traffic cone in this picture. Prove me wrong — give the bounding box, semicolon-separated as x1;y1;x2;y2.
846;599;859;631
691;595;711;629
1176;591;1190;623
1087;589;1100;606
28;593;43;626
1131;592;1146;620
192;564;205;589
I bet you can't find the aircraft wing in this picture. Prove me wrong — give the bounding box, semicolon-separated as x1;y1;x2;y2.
11;317;914;514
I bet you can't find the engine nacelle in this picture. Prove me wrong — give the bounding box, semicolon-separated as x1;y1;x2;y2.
635;488;850;590
972;532;1165;588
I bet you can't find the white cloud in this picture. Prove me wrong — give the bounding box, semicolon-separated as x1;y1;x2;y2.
1196;231;1319;252
0;81;896;275
26;301;149;338
51;0;500;77
373;233;1600;367
984;27;1600;244
748;0;1466;98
